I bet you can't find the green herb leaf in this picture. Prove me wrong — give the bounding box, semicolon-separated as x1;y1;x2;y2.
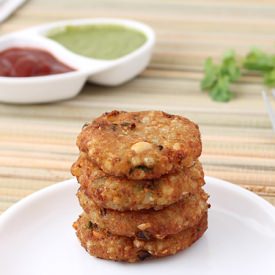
202;48;275;102
243;48;275;72
221;51;240;82
201;51;239;102
210;76;233;102
264;69;275;86
200;58;219;90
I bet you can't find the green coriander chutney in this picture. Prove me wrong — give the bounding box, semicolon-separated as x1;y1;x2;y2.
48;25;147;60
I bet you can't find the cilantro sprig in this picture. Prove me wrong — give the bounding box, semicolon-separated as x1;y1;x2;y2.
201;48;275;102
243;48;275;87
243;48;275;72
201;51;240;102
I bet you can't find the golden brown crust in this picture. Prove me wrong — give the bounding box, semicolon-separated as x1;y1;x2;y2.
72;153;205;211
74;212;208;263
77;110;202;180
77;188;208;239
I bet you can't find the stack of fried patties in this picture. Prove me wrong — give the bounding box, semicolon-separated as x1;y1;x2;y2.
72;110;209;263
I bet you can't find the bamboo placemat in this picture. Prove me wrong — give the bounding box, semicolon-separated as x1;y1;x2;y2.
0;0;275;213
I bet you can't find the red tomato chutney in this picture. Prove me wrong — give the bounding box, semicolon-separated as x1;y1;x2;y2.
0;47;74;77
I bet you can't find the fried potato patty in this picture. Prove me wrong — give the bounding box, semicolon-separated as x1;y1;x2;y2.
77;110;202;180
72;153;205;211
74;212;208;262
77;188;208;239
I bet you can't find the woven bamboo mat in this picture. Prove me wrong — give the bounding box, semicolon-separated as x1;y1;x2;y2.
0;0;275;213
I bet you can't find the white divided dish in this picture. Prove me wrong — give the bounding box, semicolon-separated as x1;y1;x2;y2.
0;177;274;275
0;18;155;103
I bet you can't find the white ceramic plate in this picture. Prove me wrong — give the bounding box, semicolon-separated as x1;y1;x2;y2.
0;177;275;275
0;18;155;103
